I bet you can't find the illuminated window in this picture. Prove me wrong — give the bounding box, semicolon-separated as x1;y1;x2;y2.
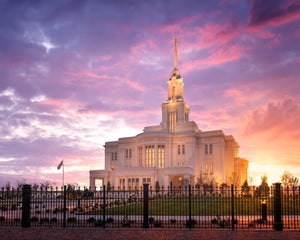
139;147;143;166
205;163;208;175
120;179;125;189
210;163;213;175
145;145;154;167
177;145;181;154
209;144;213;154
158;145;165;168
168;111;177;132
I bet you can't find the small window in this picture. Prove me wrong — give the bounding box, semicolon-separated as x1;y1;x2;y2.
178;145;181;154
126;149;128;158
182;145;185;154
129;149;132;158
209;144;213;154
205;145;208;154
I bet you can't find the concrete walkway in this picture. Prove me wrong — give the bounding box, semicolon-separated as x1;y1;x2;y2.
0;228;300;240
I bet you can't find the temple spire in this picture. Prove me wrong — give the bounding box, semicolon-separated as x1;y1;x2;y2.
174;38;178;69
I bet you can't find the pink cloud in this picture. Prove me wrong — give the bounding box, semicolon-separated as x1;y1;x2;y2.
101;55;112;61
183;44;244;72
244;97;300;138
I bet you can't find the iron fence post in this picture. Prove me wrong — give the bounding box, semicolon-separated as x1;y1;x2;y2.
143;183;149;228
103;185;106;229
63;185;66;228
21;184;31;228
231;184;234;230
189;184;192;229
273;183;283;231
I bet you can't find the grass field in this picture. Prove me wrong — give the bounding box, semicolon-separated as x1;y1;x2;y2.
83;196;300;216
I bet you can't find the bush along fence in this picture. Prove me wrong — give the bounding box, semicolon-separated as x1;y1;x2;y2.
0;183;299;230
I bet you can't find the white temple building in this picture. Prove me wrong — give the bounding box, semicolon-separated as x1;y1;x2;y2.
90;39;248;190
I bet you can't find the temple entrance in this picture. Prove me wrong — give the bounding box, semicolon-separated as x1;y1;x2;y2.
170;175;184;189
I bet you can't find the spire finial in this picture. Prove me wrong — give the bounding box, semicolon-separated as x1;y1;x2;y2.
174;38;178;69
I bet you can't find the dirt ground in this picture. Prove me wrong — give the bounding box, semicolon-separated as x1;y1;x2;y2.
0;228;300;240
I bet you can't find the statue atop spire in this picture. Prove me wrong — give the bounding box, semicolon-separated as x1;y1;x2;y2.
174;38;178;69
167;38;184;103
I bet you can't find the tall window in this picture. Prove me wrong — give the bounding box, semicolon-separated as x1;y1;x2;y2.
205;145;208;154
120;179;125;189
210;163;213;175
158;145;165;168
145;145;154;167
178;144;185;155
209;144;213;154
111;152;117;169
139;147;143;166
125;149;132;158
205;163;208;175
143;178;151;185
168;111;177;132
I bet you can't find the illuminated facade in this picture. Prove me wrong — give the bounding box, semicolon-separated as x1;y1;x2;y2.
90;39;248;190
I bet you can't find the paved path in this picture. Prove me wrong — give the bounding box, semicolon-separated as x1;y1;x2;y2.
0;228;300;240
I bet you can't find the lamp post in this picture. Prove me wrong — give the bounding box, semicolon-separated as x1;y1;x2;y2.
261;197;267;221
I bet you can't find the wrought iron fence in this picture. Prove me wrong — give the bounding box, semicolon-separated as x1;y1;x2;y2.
0;184;299;230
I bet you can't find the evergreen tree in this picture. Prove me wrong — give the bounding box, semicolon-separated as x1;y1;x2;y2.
241;180;250;197
255;174;270;197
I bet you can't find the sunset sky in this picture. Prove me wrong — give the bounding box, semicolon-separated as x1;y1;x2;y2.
0;0;299;187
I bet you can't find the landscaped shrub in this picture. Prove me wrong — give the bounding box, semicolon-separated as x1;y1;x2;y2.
0;216;5;221
45;209;50;213
153;220;162;228
14;218;20;222
121;216;132;227
94;219;103;227
148;217;154;224
170;219;176;224
185;219;197;228
40;218;49;224
67;217;76;223
53;208;60;214
50;218;57;223
211;217;238;228
106;217;114;224
30;216;39;222
35;210;41;214
87;217;96;223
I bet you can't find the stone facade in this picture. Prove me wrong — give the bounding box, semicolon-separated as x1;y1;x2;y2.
90;39;248;190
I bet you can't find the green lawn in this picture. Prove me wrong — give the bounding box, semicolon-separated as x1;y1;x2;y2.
82;196;300;216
